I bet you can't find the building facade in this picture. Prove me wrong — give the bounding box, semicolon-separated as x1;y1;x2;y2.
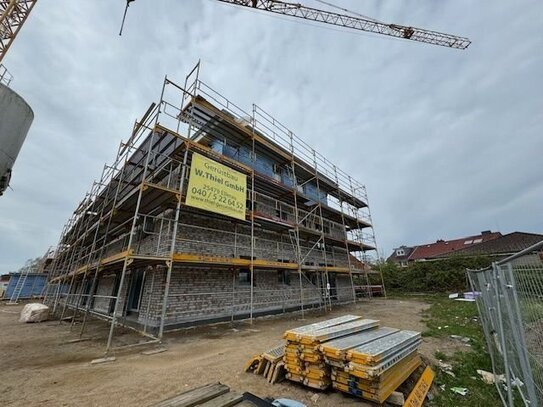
44;67;380;349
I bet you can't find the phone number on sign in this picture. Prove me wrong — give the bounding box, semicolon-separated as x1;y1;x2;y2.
190;186;244;210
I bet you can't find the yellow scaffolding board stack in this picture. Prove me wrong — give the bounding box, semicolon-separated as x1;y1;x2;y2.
282;316;379;390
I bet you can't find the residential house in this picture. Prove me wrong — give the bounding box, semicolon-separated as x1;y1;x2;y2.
388;230;502;266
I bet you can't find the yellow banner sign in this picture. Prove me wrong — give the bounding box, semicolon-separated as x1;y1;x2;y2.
185;153;247;220
404;366;435;407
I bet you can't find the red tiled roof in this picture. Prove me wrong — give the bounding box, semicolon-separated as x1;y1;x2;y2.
408;232;502;261
435;232;543;258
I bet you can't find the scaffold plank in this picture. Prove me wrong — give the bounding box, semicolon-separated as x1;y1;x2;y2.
100;249;131;266
346;341;422;379
347;330;421;365
298;319;379;344
320;327;399;360
284;315;363;341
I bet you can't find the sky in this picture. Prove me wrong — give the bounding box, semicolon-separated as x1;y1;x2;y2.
0;0;542;273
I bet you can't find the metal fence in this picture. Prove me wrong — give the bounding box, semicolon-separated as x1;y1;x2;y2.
467;240;543;407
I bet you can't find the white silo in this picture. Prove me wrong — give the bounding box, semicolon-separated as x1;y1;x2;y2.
0;83;34;196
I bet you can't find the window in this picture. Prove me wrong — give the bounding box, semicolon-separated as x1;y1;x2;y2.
272;163;281;174
473;238;483;244
275;206;288;221
464;240;473;245
400;261;408;267
278;270;291;285
396;249;405;256
238;269;253;285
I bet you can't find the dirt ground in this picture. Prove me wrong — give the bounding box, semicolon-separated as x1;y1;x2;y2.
0;298;460;406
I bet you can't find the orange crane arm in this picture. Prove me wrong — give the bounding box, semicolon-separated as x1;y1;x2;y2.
216;0;471;49
0;0;38;63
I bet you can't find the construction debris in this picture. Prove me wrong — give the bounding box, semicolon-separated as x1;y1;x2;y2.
141;347;168;356
477;369;504;385
90;356;116;365
19;303;49;323
450;387;468;396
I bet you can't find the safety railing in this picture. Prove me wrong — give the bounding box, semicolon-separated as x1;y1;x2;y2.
0;63;13;86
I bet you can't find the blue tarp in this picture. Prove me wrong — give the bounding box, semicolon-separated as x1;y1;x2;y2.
4;273;48;299
210;139;328;204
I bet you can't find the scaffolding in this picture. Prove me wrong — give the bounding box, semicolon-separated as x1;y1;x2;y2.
44;63;383;353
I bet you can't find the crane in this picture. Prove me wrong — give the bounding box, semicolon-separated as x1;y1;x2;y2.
0;0;37;64
0;0;471;67
214;0;470;49
119;0;470;49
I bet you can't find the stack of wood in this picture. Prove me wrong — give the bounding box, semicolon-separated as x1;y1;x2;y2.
282;316;379;390
244;343;287;385
331;330;422;403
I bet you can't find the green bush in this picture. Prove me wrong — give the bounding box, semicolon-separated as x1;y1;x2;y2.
380;256;492;293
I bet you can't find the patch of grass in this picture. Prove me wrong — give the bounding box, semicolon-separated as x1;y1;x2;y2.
434;350;449;362
417;295;505;406
521;301;543;324
421;296;484;342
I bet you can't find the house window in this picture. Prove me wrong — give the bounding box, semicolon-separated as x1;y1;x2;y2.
473;238;483;244
396;249;405;256
464;240;473;245
278;270;291;285
400;261;408;267
239;269;253;285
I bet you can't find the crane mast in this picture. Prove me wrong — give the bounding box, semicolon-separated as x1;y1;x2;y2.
217;0;470;49
0;0;37;63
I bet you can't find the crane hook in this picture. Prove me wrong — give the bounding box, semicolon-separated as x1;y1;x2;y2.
119;0;136;36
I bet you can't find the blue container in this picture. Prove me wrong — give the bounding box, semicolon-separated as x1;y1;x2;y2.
4;273;48;299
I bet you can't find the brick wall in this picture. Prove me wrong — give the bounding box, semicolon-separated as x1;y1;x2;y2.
93;275;115;313
135;266;323;328
335;274;355;303
133;212;355;270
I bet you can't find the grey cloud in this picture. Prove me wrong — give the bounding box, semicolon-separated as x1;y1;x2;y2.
0;0;541;272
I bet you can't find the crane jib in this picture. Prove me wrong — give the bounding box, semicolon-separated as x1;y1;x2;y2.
216;0;471;49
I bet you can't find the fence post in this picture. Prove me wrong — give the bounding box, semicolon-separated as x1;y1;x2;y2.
492;262;515;406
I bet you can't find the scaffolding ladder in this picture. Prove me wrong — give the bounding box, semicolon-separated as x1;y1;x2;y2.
7;264;31;304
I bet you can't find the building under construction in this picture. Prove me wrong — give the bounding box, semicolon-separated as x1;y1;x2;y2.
44;64;382;351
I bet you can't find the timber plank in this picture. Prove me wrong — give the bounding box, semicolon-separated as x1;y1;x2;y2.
150;383;229;407
198;392;243;407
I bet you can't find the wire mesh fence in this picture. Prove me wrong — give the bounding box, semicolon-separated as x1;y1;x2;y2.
467;240;543;407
